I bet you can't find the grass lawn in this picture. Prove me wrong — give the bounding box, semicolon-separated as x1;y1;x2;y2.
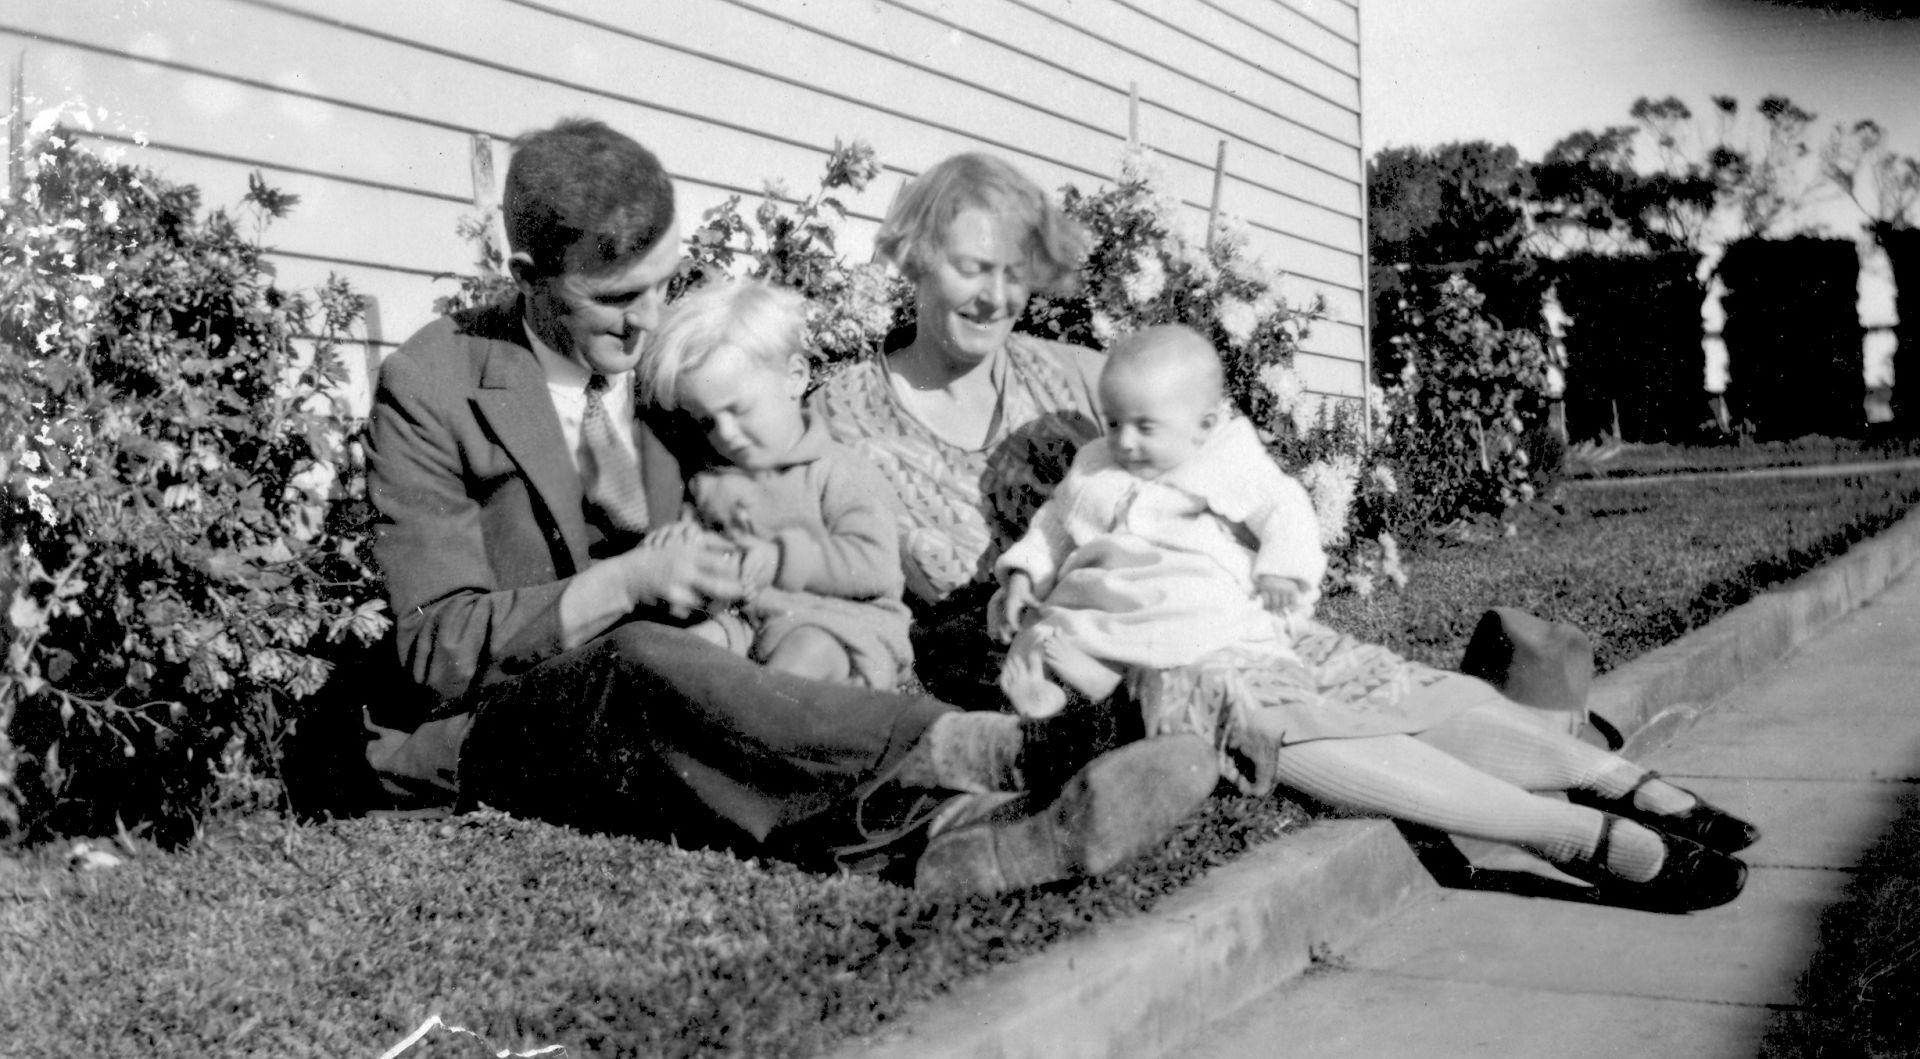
6;457;1920;1058
1565;434;1920;480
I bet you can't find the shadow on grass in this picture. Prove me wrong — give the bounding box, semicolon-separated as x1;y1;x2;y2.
1760;780;1920;1059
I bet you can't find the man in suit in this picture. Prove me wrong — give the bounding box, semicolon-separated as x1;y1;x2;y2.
363;117;1214;894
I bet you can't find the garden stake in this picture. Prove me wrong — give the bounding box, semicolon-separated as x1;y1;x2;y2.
1207;139;1228;252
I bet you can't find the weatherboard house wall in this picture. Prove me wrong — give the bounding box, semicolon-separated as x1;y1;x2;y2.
6;0;1366;410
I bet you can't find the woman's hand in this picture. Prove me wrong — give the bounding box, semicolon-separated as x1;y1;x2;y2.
988;571;1038;644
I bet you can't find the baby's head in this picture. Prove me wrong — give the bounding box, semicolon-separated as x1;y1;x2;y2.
1098;324;1227;480
639;278;810;470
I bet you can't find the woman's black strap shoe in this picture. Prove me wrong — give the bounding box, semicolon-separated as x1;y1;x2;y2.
1560;814;1750;913
1571;770;1761;853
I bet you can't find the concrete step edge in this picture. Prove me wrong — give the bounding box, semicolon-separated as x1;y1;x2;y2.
838;820;1432;1059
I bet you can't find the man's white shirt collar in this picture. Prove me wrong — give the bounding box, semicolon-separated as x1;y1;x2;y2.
522;320;639;471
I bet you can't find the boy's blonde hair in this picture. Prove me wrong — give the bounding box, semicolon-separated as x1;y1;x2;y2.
638;278;807;410
1105;324;1225;407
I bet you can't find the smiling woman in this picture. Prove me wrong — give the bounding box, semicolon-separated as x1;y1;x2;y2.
811;151;1107;703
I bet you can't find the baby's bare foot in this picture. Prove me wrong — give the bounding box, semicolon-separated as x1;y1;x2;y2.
999;644;1069;718
1040;635;1123;703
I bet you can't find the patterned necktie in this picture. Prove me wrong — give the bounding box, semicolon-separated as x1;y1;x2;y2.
580;374;650;534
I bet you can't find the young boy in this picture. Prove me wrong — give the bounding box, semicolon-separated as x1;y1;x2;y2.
637;279;912;688
991;323;1325;717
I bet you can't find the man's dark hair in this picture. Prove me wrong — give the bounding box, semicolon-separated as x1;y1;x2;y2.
503;118;676;277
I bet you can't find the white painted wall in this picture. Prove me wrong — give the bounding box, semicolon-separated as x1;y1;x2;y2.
5;0;1365;408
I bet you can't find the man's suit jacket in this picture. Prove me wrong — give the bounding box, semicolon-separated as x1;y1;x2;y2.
367;300;687;720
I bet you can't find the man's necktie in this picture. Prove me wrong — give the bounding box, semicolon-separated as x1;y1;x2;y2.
581;374;650;534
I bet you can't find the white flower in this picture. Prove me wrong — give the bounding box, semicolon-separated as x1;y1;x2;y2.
1217;297;1258;349
1299;453;1360;548
1345;571;1376;597
1122;250;1166;305
1258;362;1304;411
1252;289;1282;328
24;477;55;524
1290;397;1319;439
1378;532;1408;587
1119;143;1166;187
1173;238;1216;286
1369;463;1398;496
1091;311;1117;344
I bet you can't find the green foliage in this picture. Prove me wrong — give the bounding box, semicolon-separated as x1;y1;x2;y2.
1373;275;1558;536
430;212;516;317
1366;141;1547;386
1531;123;1720;257
677;138;909;375
0;127;387;843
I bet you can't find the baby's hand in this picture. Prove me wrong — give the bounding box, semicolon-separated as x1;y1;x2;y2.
1256;575;1310;616
988;572;1038;644
733;536;780;594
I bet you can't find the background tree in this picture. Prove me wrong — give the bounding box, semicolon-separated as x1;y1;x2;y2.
1368;141;1542;382
1824;119;1920;435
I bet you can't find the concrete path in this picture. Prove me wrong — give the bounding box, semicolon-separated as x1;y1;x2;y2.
1181;553;1920;1057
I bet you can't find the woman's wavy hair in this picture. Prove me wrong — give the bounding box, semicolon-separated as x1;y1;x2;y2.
874;152;1090;294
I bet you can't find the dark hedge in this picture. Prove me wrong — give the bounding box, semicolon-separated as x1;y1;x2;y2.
1720;236;1867;441
1554;251;1707;443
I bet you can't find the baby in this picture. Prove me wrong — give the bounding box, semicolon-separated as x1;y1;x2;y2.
637;278;913;688
990;323;1325;718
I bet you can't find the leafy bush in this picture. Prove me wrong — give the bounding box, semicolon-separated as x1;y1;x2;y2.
677;138;908;372
1372;274;1560;538
0;121;386;843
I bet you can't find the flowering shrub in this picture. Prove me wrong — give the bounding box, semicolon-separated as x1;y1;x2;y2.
0;123;386;842
1374;274;1558;535
1026;148;1404;592
676;139;909;374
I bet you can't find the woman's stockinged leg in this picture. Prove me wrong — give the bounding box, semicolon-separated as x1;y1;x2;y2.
1266;735;1666;881
1413;695;1696;816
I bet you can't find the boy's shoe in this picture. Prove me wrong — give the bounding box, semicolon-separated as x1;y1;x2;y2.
914;735;1216;897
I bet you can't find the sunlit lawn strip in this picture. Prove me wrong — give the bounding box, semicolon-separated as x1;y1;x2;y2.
1566;437;1920;479
1322;468;1920;673
6;468;1918;1058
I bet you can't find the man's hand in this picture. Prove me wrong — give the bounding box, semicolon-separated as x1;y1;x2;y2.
620;526;748;617
639;519;706;550
988;571;1039;644
1256;575;1310;617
